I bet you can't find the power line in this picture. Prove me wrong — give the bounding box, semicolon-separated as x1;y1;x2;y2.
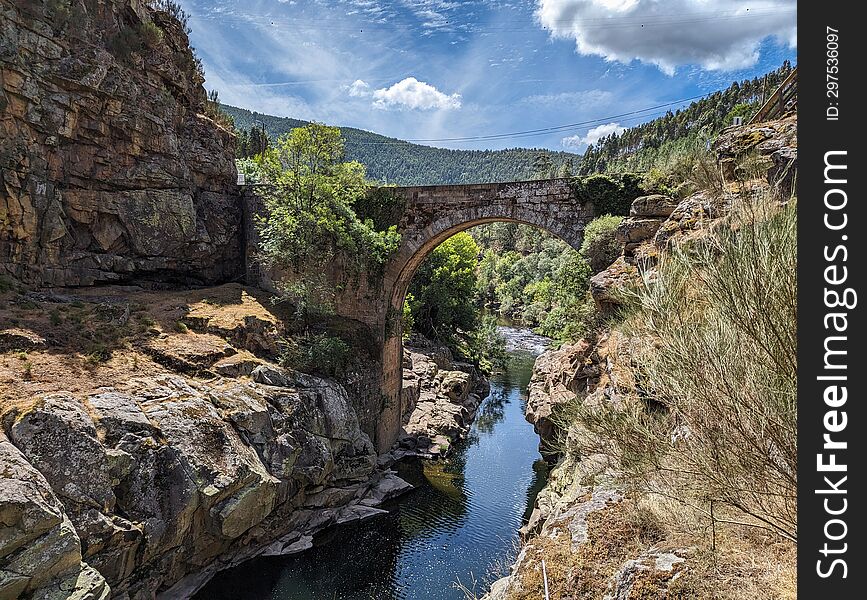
346;92;712;146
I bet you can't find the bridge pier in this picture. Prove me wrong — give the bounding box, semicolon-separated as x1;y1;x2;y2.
250;178;596;454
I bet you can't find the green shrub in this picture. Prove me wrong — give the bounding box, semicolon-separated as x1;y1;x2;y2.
580;214;623;273
281;333;351;377
574;174;628;215
108;25;143;60
565;194;797;541
138;21;164;48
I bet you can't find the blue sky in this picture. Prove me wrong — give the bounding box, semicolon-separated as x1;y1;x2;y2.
179;0;797;151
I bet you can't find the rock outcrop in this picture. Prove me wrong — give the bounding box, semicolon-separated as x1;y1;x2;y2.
0;0;243;287
0;284;413;599
398;337;489;457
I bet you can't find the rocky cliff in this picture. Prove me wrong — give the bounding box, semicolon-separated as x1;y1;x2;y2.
0;0;242;287
0;283;412;599
488;117;798;600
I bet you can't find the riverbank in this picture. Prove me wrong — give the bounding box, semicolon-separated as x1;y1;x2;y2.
194;325;551;600
396;334;490;458
0;283;415;599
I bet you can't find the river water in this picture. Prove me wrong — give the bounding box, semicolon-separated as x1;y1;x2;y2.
196;326;550;600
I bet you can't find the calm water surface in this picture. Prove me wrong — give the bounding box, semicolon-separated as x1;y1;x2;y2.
196;326;550;600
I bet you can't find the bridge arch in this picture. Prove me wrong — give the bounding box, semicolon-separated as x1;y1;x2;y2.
370;178;596;452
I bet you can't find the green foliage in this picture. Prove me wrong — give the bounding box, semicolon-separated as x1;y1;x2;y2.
407;232;480;340
254;124;400;314
138;20;164;48
401;294;415;339
108;25;144;60
352;186;406;231
579;61;794;176
281;333;351;377
473;225;597;342
572;174;627;215
221;105;581;185
580;215;623;273
462;315;508;375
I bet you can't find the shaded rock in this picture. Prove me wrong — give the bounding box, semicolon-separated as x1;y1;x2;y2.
630;194;678;218
0;328;47;352
590;256;641;315
358;472;413;506
335;504;387;525
213;352;264;377
139;333;235;373
261;534;314;557
615;217;665;245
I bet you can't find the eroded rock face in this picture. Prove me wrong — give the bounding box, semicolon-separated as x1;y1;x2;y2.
399;341;489;456
0;366;400;599
0;435;110;600
0;0;242;286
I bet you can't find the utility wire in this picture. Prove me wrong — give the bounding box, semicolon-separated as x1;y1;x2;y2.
346;92;714;146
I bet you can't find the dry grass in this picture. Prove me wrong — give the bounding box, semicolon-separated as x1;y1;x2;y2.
0;283;284;418
508;501;664;600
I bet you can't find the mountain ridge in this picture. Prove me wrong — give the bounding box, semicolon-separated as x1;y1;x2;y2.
221;104;581;186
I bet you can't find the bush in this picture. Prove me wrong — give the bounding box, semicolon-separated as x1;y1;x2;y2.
138;21;164;48
567;194;797;541
580;214;623;273
108;25;143;60
462;315;507;375
281;333;351;377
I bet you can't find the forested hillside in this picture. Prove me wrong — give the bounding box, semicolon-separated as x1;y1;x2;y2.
578;61;794;174
222;104;579;185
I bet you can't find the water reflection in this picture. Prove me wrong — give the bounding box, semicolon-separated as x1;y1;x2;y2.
196;327;551;600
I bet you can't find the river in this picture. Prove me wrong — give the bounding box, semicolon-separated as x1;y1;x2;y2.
196;326;550;600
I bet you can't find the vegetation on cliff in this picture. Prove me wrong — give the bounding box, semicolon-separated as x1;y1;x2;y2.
497;114;798;599
578;61;794;175
249;123;401;314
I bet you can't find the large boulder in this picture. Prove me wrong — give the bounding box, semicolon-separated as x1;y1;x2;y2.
629;194;678;218
0;435;110;599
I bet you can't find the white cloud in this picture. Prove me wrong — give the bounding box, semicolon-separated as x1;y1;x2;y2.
347;79;371;97
561;122;625;149
536;0;796;75
372;77;462;110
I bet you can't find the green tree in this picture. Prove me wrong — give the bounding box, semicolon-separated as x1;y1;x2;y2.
256;123;400;314
408;232;480;340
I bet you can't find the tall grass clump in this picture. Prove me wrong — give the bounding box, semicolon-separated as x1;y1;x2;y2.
562;192;797;542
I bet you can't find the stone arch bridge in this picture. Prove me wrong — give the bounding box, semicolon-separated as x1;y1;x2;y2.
324;178;596;452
